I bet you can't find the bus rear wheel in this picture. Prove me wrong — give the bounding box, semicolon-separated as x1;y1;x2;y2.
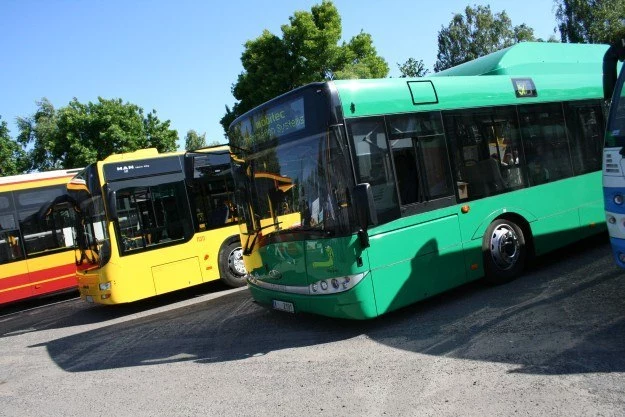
483;218;526;284
219;240;247;288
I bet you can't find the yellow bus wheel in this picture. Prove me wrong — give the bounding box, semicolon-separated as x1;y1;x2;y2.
219;240;247;288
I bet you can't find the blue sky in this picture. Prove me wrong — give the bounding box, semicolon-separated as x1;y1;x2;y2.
1;1;560;150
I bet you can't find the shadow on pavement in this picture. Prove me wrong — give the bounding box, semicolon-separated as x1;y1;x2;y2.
21;234;625;375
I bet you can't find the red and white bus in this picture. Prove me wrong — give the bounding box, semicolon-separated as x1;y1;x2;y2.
0;169;82;305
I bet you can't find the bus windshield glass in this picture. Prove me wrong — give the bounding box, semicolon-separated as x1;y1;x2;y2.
111;178;192;254
69;165;110;268
232;129;354;241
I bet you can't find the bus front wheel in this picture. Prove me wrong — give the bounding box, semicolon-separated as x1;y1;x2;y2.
483;218;526;284
219;240;247;288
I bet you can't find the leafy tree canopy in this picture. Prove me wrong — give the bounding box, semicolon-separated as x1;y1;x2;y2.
17;97;178;170
185;129;207;150
0;116;27;176
434;5;537;72
397;58;430;78
555;0;625;44
220;0;389;134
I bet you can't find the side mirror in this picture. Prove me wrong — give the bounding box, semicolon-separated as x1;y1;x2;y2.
105;185;118;221
353;183;378;230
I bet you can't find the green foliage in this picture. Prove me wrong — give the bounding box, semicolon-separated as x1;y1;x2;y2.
17;97;178;170
185;129;207;150
221;0;389;133
0;116;27;176
397;58;430;78
434;5;537;72
555;0;625;44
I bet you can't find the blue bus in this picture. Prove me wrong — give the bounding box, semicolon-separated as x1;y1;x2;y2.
602;39;625;267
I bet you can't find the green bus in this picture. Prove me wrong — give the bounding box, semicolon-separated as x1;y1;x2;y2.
228;42;608;320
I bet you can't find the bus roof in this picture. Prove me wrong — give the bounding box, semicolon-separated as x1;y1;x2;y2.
100;145;230;166
333;43;607;118
334;71;603;118
432;42;609;77
103;148;162;162
230;42;609;128
0;168;82;186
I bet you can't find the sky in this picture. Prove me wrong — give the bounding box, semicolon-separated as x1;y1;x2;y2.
1;0;561;151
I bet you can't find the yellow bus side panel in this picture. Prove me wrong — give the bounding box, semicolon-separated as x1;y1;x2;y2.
152;257;202;295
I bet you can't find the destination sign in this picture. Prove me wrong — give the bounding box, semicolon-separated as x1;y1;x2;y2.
231;97;305;149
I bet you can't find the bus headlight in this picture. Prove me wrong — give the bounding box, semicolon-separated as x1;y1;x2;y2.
615;194;624;205
608;216;616;224
99;282;111;291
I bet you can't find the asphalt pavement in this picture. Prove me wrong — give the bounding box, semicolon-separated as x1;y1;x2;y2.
1;233;624;417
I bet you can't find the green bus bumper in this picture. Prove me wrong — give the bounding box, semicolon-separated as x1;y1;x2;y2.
247;272;379;320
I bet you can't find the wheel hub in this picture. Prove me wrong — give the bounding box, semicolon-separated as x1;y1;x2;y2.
489;224;520;270
228;247;246;276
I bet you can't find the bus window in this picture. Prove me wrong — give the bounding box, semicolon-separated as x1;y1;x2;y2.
565;101;605;175
16;186;74;257
519;103;573;185
114;182;192;254
388;111;454;205
348;118;400;223
0;202;23;264
444;107;524;200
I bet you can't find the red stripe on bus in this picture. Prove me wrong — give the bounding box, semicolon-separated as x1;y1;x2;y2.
27;263;76;283
0;275;77;304
0;263;76;293
0;272;30;292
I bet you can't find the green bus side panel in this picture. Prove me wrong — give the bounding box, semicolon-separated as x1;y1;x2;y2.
367;214;465;315
529;210;581;255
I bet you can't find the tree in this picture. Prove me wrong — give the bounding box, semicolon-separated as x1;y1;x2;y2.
220;0;389;134
185;129;207;150
18;97;178;170
434;5;536;72
16;98;60;171
0;116;27;176
144;110;179;153
397;58;430;78
555;0;625;44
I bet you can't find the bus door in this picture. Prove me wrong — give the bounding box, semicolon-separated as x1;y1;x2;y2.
348;114;465;313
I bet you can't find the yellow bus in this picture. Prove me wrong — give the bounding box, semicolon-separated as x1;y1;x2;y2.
70;146;246;304
0;169;82;305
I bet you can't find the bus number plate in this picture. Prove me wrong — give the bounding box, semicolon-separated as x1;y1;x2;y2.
272;300;294;313
85;295;94;303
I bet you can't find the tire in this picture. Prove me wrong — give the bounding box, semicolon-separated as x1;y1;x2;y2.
218;240;247;288
483;218;526;284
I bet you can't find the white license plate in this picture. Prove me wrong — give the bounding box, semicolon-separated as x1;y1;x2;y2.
85;295;94;303
272;300;294;313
